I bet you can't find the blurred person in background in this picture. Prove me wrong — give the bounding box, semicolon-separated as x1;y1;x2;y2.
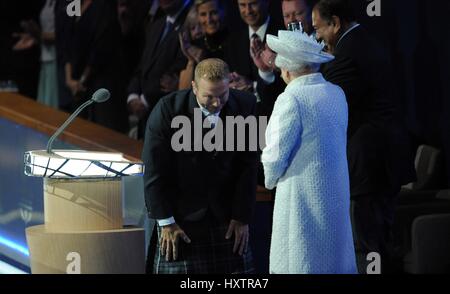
64;0;129;133
178;0;228;89
13;0;59;108
118;0;151;88
127;0;193;139
223;0;283;97
3;0;43;98
54;0;74;111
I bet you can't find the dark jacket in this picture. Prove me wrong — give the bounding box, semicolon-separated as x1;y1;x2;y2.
66;0;128;133
321;25;416;195
223;18;285;119
142;89;258;224
127;3;191;113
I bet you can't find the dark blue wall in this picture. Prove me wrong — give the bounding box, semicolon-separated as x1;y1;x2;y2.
0;117;73;269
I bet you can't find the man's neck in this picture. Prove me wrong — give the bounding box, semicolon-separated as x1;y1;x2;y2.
250;24;262;32
327;22;358;53
336;22;358;43
249;15;268;33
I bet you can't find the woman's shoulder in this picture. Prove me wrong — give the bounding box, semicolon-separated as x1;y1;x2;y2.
282;85;310;106
273;91;303;114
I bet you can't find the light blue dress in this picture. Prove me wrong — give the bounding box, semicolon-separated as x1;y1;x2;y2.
261;73;357;274
37;0;59;109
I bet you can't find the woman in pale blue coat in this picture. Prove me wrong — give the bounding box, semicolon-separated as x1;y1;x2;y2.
261;28;357;274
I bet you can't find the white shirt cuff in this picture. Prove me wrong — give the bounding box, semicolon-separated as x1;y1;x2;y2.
157;216;176;227
127;93;149;108
259;69;275;84
253;81;261;103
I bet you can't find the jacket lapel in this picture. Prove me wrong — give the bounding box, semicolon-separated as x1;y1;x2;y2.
142;19;166;74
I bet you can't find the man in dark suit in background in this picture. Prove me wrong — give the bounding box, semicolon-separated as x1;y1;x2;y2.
128;0;192;138
223;0;283;190
64;0;129;133
54;0;73;111
223;0;283;105
313;0;416;273
142;58;257;274
0;0;43;98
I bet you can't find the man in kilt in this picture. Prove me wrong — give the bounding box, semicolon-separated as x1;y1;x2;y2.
142;58;258;274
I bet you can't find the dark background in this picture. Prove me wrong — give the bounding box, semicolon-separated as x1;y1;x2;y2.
0;0;449;186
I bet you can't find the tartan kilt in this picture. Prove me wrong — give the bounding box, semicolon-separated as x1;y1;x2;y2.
152;219;255;274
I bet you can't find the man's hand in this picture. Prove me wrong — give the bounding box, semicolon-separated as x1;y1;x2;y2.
12;20;41;51
250;38;277;72
225;219;249;256
160;223;191;261
229;72;253;92
12;33;36;51
66;78;86;97
128;99;148;119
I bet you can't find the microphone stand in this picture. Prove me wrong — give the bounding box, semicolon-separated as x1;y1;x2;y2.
46;99;95;154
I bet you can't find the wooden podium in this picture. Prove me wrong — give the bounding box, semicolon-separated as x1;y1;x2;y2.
24;150;146;274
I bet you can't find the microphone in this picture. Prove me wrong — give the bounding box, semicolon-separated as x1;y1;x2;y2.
46;88;111;154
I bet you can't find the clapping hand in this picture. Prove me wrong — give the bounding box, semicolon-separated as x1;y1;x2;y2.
179;31;204;64
250;37;277;72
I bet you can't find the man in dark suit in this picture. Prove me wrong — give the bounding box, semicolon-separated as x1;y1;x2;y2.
142;58;257;274
64;0;129;133
128;0;192;138
223;0;283;107
223;0;284;189
313;0;416;273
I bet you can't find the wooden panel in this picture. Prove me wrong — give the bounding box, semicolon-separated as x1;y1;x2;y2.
26;225;145;274
44;178;123;231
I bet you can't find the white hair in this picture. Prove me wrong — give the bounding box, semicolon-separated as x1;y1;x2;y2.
275;55;321;73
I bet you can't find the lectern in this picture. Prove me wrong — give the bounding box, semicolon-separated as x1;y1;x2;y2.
23;150;145;274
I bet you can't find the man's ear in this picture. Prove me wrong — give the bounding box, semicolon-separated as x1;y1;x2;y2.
331;16;341;34
285;70;291;82
191;80;197;95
